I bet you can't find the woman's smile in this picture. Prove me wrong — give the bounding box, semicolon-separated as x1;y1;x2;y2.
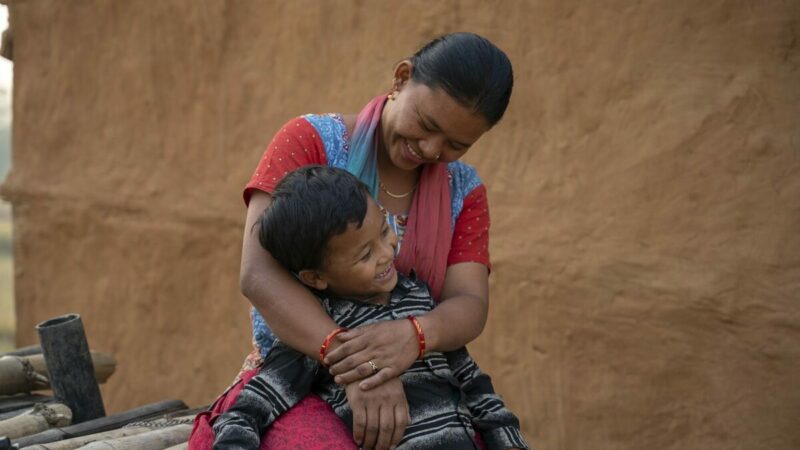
402;139;425;165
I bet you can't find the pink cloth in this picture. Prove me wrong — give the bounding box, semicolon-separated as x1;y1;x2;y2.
190;367;488;449
189;367;357;450
394;161;452;301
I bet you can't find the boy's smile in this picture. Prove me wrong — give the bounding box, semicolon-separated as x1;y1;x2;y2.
300;197;399;304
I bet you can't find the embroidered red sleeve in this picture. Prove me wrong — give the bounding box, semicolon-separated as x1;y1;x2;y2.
243;117;328;205
447;184;491;271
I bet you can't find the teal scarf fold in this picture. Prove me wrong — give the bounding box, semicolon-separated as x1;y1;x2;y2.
346;94;388;198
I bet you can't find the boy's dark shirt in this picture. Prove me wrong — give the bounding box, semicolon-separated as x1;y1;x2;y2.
213;275;529;450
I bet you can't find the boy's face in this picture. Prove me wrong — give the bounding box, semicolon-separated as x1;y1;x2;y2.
300;197;399;301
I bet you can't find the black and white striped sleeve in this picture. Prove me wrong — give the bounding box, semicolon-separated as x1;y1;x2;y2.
445;347;531;450
212;342;320;450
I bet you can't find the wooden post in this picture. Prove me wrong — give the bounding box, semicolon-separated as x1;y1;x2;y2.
36;314;105;423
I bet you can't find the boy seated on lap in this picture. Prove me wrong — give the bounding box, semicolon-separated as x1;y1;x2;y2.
213;165;529;450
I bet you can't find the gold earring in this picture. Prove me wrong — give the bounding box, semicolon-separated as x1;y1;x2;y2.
387;91;395;101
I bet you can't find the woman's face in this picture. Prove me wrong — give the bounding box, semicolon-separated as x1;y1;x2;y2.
381;66;491;171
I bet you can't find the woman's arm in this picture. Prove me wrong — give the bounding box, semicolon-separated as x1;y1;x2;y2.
240;191;340;357
417;262;489;350
326;262;489;389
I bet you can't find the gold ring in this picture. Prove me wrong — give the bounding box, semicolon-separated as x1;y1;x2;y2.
368;360;379;375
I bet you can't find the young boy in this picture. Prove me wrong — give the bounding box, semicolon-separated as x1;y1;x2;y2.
213;166;529;450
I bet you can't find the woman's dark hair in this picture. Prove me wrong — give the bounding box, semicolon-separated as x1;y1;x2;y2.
258;166;369;272
410;32;514;126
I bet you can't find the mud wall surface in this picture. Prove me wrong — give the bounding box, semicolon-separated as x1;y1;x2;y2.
2;1;799;449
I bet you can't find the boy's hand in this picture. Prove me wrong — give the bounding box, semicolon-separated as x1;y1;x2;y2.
325;319;419;389
345;377;410;450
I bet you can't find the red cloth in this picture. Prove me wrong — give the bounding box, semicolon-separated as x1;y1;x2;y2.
189;367;357;450
448;184;491;269
243;117;328;205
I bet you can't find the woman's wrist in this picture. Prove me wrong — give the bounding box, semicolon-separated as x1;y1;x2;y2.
406;316;426;359
415;314;440;353
320;327;348;365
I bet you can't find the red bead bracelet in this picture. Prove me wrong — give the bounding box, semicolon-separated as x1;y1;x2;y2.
407;316;426;360
319;327;347;365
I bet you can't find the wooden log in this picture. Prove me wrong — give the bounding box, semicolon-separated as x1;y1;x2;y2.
0;356;48;396
0;347;115;379
76;424;192;450
0;403;71;439
11;399;187;447
20;426;152;449
0;395;55;421
0;352;115;397
36;314;105;423
0;394;53;414
24;352;116;384
0;405;32;421
163;443;189;450
0;345;42;358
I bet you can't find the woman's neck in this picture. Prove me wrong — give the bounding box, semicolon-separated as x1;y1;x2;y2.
375;124;421;214
342;110;420;214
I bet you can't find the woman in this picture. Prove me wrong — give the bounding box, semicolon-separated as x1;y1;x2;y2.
191;32;514;450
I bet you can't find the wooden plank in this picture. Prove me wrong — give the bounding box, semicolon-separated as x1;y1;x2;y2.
76;424;192;450
21;426;153;450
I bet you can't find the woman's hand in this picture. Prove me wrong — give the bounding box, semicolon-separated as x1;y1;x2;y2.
325;319;419;389
345;377;410;450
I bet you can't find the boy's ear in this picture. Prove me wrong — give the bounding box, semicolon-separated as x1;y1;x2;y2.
297;269;328;291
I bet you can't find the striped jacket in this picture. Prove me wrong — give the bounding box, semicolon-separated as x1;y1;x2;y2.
213;275;530;450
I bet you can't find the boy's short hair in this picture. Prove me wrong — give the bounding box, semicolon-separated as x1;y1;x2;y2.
258;165;370;272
